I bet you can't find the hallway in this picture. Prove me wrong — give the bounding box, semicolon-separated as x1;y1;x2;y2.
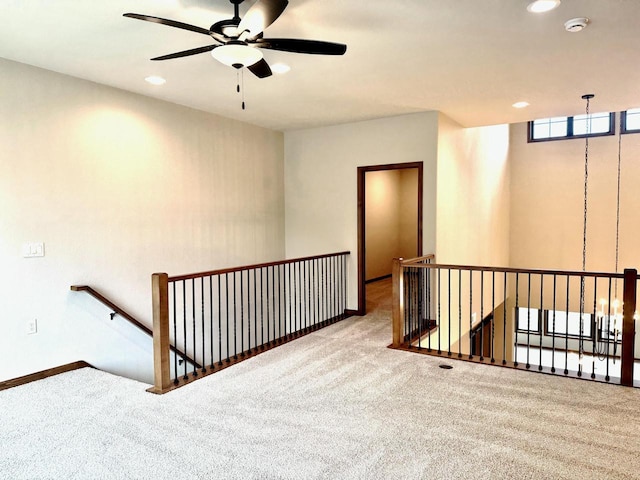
1;281;639;479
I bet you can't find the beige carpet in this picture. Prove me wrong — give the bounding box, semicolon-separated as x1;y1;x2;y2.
1;280;639;479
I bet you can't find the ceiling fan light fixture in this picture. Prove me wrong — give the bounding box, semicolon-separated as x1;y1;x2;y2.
527;0;561;13
211;42;263;68
271;63;290;74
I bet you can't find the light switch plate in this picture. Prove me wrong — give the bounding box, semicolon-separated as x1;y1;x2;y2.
22;242;45;258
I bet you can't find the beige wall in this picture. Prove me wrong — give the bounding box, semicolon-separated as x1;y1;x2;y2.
0;59;284;383
436;114;511;265
284;112;439;309
433;114;511;352
365;168;418;281
398;168;419;259
365;170;401;281
510;121;640;273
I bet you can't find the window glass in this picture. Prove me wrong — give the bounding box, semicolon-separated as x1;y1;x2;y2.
624;108;640;132
517;308;540;332
573;112;611;135
547;311;592;338
532;117;568;140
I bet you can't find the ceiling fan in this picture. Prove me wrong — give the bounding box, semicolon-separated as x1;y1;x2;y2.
124;0;347;79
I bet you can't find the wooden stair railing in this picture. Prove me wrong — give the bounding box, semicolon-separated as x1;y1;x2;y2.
70;285;201;368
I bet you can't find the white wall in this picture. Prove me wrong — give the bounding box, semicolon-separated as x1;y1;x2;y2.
0;59;284;383
284;112;439;309
510;121;640;272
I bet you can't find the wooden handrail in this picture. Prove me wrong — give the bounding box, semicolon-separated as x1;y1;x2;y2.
400;262;631;279
70;285;201;369
169;251;350;282
71;286;152;335
402;254;436;265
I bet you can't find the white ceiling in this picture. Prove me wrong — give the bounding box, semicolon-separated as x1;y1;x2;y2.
1;0;639;131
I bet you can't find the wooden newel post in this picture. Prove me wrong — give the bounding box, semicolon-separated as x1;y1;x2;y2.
392;258;405;348
151;273;171;393
621;268;637;387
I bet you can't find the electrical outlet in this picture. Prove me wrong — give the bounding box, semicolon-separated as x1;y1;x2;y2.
27;319;38;335
472;312;477;324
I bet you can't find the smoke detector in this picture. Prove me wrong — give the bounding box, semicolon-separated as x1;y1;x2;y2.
565;17;589;32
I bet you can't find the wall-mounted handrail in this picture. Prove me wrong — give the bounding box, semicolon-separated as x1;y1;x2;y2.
70;285;200;369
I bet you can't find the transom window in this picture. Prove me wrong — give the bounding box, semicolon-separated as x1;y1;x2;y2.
528;112;615;142
622;108;640;134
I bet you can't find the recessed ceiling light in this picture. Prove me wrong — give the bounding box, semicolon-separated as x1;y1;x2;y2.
271;63;291;74
513;101;530;109
145;75;166;86
527;0;561;13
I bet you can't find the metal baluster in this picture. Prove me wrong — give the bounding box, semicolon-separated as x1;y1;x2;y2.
253;269;258;351
437;268;441;354
491;271;496;363
312;259;317;326
272;265;276;342
591;276;597;379
266;266;271;345
209;276;214;370
480;271;484;361
226;273;230;362
514;273;519;367
606;278;612;382
218;275;222;366
564;275;570;375
458;269;462;358
172;282;178;385
260;268;264;349
240;270;245;357
502;272;507;365
201;277;206;373
287;263;295;334
277;264;282;342
233;272;238;360
331;256;339;320
302;260;307;331
247;270;252;353
538;274;543;371
526;272;531;369
447;269;451;356
469;270;473;360
293;262;297;333
183;280;188;380
297;261;302;331
192;278;197;377
551;275;556;373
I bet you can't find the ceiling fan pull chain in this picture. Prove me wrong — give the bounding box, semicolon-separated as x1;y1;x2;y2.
242;68;246;110
237;69;240;93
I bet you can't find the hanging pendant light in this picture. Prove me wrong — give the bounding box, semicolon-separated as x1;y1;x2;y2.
577;93;593;377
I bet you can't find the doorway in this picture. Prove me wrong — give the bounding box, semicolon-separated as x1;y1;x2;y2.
357;162;423;315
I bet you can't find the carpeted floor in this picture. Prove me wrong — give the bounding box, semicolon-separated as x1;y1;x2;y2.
1;279;639;479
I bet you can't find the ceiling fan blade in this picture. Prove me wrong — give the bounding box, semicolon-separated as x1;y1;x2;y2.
253;38;347;55
151;45;218;61
237;0;288;37
247;58;273;78
123;13;211;36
